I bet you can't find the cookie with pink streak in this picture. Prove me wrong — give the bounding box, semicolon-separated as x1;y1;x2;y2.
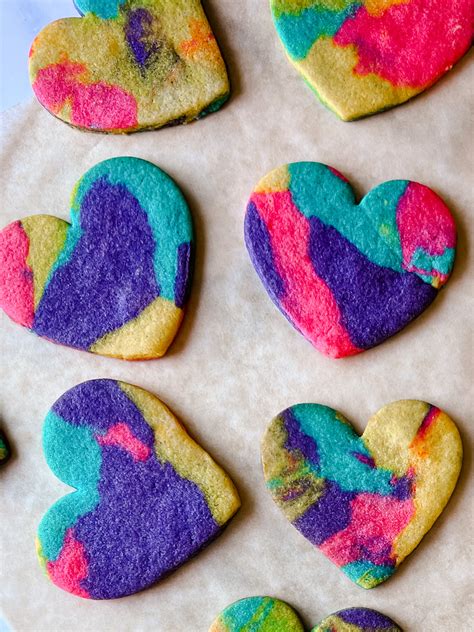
0;157;194;360
262;400;462;588
29;0;230;133
245;162;456;358
270;1;473;120
37;379;240;599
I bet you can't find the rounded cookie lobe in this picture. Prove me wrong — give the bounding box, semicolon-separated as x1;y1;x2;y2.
261;400;462;588
0;157;194;360
313;607;402;631
29;0;230;133
37;379;240;599
245;162;456;358
209;596;305;631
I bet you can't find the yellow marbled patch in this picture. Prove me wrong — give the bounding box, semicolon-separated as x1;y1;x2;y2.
264;600;305;631
296;37;419;120
35;537;48;574
21;215;69;309
254;165;290;194
208;622;227;632
272;0;352;19
271;0;407;20
119;382;241;525
262;416;325;522
90;297;183;359
313;616;365;632
363;400;462;564
365;0;410;17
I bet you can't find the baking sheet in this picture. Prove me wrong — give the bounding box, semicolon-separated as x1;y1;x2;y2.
0;1;473;630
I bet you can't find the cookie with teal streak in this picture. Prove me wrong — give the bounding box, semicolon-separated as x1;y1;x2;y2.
261;401;462;588
209;596;305;631
74;1;127;19
37;379;241;599
209;598;403;631
269;1;473;120
245;162;456;358
0;157;194;360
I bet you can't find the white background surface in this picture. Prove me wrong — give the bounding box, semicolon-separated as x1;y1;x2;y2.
0;1;75;111
0;1;473;630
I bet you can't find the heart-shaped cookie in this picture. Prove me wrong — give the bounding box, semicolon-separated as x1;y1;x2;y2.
262;401;462;588
270;1;473;120
36;379;241;599
245;162;456;358
29;0;229;133
209;597;402;631
0;157;194;360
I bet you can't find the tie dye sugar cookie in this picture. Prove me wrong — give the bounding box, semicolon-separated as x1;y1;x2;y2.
0;157;194;360
29;0;229;133
209;598;402;631
270;1;473;120
262;401;462;588
314;608;402;631
36;379;241;599
209;596;305;631
245;162;456;358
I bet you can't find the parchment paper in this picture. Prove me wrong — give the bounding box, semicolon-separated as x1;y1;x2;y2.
1;2;473;630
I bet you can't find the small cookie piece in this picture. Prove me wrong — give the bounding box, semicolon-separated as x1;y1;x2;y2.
36;379;240;599
0;157;193;360
29;0;229;133
314;608;402;631
245;162;456;358
0;431;10;465
270;1;473;120
262;401;462;588
209;596;305;631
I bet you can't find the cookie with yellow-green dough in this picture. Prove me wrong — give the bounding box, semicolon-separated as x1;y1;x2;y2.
29;0;230;133
0;157;194;360
262;400;462;588
209;597;305;631
270;1;473;120
313;608;402;631
209;598;403;631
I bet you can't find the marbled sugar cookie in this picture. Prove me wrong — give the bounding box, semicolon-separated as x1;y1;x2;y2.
36;379;241;599
270;0;473;120
29;0;230;132
0;157;193;360
209;597;305;631
209;597;402;631
314;608;402;631
262;401;462;588
245;162;456;358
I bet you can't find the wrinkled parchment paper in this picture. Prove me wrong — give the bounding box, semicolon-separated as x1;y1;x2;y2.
1;2;473;630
